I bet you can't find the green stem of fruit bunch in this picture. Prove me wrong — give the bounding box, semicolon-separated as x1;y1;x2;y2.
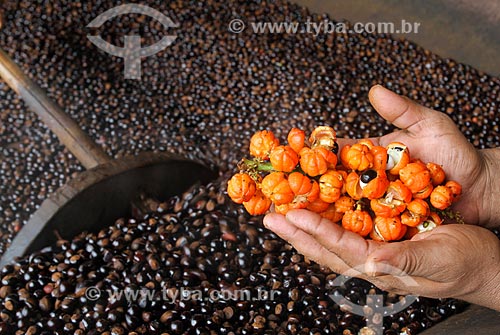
239;158;308;182
238;158;276;181
436;207;465;224
244;158;275;172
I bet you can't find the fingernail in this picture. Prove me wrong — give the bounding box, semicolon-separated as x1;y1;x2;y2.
263;213;279;229
370;84;386;94
263;215;272;229
365;259;391;277
284;210;298;224
284;212;294;222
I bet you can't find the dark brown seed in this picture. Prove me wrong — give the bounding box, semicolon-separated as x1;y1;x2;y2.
160;310;176;324
25;326;38;335
223;306;234;320
252;315;266;330
0;286;11;299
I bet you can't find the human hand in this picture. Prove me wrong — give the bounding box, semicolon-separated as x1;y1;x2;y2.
263;85;500;310
337;85;495;227
264;210;500;311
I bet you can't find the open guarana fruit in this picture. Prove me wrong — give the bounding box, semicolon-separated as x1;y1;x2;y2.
228;126;463;242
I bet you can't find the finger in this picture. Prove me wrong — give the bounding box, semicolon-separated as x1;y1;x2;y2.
368;276;414;296
370;274;452;299
368;85;430;132
368;274;420;294
263;213;352;273
284;209;381;268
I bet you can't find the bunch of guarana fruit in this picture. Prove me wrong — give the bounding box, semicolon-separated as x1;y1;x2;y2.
227;126;463;241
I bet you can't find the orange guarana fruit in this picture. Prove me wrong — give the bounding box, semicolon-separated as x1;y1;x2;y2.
319;170;344;203
342;143;374;171
261;172;294;205
309;126;337;151
337;170;348;194
288;172;319;208
320;203;344;223
407;199;431;217
274;203;291;215
372;216;404;241
249;130;279;160
307;198;331;213
243;189;272;215
358;139;374;150
269;145;299;172
371;145;388;171
339;144;351;168
342;209;373;237
334;195;355;213
412;183;433;199
430;185;453;210
288;172;315;196
397;224;408;240
387;180;412;203
401;199;430;227
360;169;390;200
399;162;431;193
227;173;256;204
299;147;337;177
426;162;446;186
287;128;306;154
445;180;462;202
386;142;410;175
370;198;406;218
345;171;362;200
401;211;419;227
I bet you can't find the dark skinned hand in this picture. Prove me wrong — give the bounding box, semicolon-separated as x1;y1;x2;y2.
264;85;500;311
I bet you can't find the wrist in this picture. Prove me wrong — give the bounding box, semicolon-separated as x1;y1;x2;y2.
461;262;500;311
479;149;500;228
454;228;500;311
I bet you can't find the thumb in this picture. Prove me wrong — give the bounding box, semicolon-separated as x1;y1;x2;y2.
365;238;441;278
368;85;433;131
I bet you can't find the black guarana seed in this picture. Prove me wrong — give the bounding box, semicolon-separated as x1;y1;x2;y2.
360;170;378;184
331;142;339;155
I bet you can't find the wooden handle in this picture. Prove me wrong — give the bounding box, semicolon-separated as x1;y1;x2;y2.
0;48;110;169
